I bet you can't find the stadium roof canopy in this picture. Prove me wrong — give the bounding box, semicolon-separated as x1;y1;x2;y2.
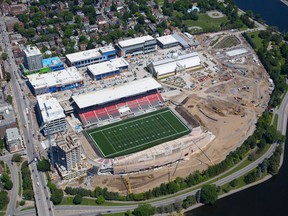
72;77;162;109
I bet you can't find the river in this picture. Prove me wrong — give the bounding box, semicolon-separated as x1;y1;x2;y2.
186;1;288;215
234;0;288;33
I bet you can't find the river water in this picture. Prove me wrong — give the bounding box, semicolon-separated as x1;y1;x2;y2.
234;0;288;33
187;1;288;215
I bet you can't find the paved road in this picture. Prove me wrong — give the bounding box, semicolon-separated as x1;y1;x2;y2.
49;93;288;216
0;13;54;216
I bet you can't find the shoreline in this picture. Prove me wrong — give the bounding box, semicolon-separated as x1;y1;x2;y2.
180;175;273;215
280;0;288;6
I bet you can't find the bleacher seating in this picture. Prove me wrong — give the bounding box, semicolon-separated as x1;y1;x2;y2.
79;92;164;126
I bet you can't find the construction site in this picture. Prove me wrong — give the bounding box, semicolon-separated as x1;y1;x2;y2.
62;31;271;195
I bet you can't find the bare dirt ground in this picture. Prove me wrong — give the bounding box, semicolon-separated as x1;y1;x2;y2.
68;33;271;195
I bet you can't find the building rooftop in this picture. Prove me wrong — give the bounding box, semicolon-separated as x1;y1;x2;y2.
23;45;41;57
66;46;115;63
87;58;129;76
118;35;155;48
37;93;65;123
156;35;179;45
152;52;201;76
73;77;162;109
28;66;83;90
226;48;248;57
0;103;16;127
172;33;190;49
42;56;63;68
56;133;80;153
6;127;21;141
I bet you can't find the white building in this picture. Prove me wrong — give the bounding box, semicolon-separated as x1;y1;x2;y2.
36;93;67;136
148;52;202;79
156;35;179;49
27;66;84;95
65;46;116;68
87;58;129;81
5;127;24;153
23;45;43;71
115;36;157;57
73;77;162;109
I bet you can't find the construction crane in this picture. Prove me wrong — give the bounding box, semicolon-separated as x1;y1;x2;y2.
122;175;132;195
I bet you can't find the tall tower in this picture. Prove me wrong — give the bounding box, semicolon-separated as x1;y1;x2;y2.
56;133;81;171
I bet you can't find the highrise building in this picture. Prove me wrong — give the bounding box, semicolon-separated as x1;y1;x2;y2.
36;93;67;136
56;132;81;170
23;45;43;71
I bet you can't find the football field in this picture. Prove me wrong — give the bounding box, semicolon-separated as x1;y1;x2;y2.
88;108;191;158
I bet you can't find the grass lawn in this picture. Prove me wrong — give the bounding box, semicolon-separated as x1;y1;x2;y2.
88;108;190;158
18;172;21;196
20;206;35;211
272;114;278;129
247;31;263;50
0;212;5;216
184;13;227;29
61;197;134;206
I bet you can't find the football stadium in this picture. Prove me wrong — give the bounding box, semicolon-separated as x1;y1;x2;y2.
87;108;190;158
72;77;214;174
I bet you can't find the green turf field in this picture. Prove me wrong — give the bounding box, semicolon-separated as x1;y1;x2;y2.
88;109;191;158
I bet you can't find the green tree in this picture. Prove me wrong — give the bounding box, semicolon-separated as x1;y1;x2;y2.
1;52;8;61
125;210;132;216
244;170;257;184
37;159;51;172
133;203;155;216
0;191;9;210
73;194;82;205
6;72;11;82
4;179;13;190
229;179;238;187
12;153;22;162
6;95;12;104
200;184;218;205
96;195;105;204
19;200;25;206
50;189;63;205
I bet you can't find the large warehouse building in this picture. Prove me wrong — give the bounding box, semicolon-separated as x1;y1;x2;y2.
148;52;202;79
36;93;67;136
156;35;179;49
115;36;157;57
87;58;129;81
66;46;116;68
27;66;84;95
72;78;163;127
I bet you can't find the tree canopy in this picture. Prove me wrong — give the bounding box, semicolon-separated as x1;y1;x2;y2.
133;203;156;216
73;194;82;205
200;184;218;205
37;159;51;172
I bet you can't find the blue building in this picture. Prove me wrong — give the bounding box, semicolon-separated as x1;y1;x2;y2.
42;57;65;71
65;46;116;68
87;58;129;81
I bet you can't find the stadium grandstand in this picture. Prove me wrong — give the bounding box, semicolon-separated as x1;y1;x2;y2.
72;78;164;127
